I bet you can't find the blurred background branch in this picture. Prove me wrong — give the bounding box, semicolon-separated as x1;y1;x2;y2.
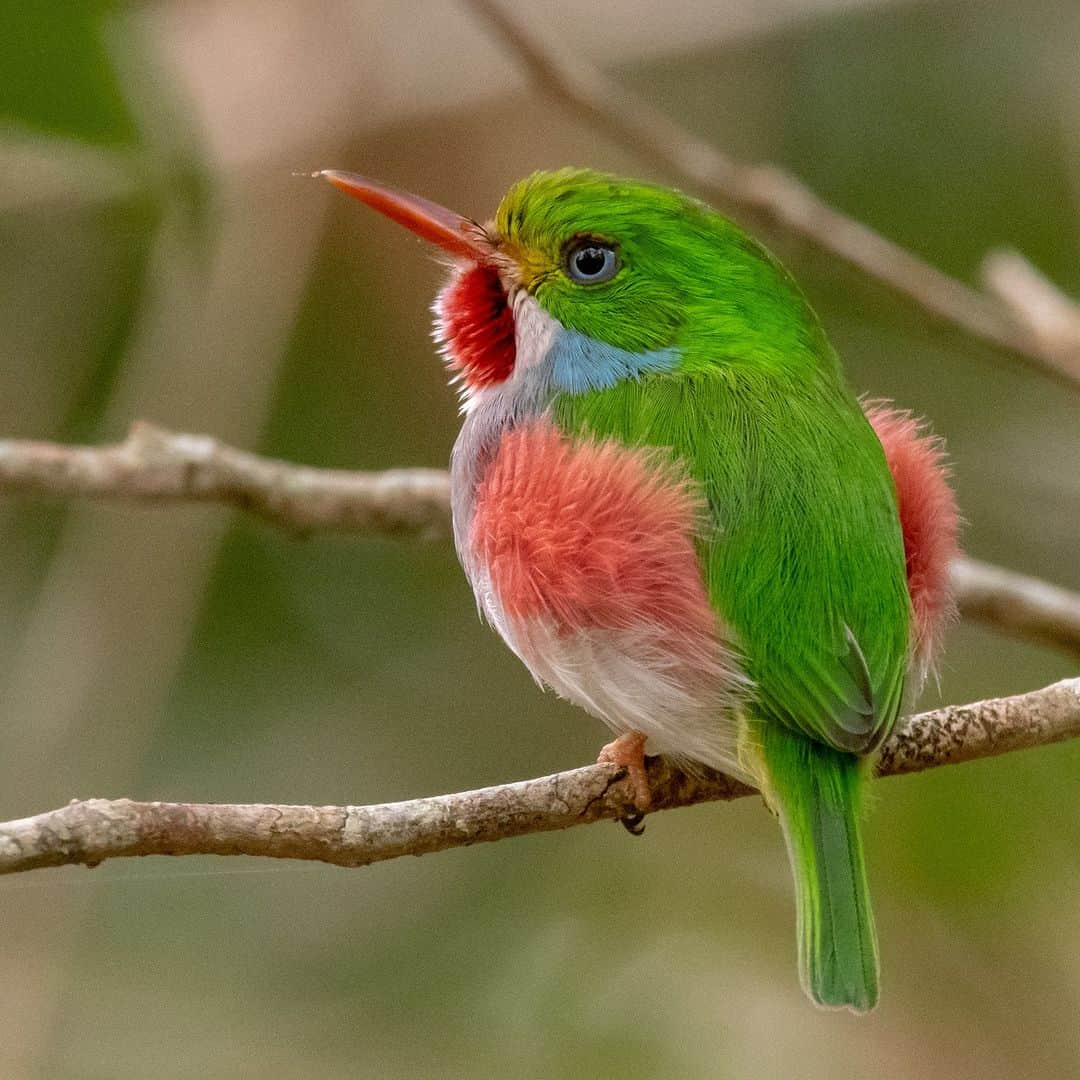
465;0;1080;389
0;421;452;538
950;557;1080;658
1;422;1077;657
3;678;1078;878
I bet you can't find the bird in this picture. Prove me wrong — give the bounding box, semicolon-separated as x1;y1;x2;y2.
320;166;959;1013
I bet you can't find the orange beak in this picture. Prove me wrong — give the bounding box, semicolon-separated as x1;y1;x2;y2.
319;170;494;262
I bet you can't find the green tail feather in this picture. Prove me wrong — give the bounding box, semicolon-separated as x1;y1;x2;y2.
760;724;879;1013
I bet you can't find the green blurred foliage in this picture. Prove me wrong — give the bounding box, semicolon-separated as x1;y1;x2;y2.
0;2;1078;1078
1;2;137;145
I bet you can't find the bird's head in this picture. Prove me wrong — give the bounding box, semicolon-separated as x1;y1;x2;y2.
322;167;830;406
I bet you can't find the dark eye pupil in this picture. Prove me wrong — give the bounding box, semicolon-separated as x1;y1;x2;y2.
574;248;606;276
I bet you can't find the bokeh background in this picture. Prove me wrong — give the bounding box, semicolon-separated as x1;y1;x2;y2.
2;1;1079;1077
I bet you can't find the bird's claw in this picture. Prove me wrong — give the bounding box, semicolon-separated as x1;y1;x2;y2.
597;731;652;816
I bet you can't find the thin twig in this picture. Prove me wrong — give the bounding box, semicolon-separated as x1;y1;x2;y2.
1;679;1077;877
0;421;451;538
0;423;1077;657
950;557;1080;656
982;250;1080;383
463;0;1080;390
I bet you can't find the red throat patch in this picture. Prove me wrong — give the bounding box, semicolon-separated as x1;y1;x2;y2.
434;264;516;390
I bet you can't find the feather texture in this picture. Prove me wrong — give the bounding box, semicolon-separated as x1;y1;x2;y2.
864;401;960;679
467;420;750;776
760;723;879;1012
433;263;516;392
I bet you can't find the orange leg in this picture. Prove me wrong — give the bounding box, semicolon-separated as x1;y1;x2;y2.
597;731;651;812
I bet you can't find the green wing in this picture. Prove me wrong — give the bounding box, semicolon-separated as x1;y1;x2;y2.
552;367;910;756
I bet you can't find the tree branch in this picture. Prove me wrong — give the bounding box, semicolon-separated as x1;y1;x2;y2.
0;421;452;538
951;557;1080;657
981;250;1080;381
463;0;1080;389
1;679;1077;877
1;423;1077;657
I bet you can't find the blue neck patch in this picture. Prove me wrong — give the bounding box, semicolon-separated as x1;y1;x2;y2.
548;327;680;394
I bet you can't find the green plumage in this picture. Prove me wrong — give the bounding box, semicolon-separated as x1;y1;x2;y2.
760;724;878;1011
501;169;912;1012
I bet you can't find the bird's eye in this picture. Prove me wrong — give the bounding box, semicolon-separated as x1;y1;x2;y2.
564;240;620;284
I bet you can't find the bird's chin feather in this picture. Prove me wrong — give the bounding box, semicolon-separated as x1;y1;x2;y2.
432;263;517;399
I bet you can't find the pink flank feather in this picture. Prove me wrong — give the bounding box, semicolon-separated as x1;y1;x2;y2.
470;422;715;640
864;402;960;672
467;420;748;776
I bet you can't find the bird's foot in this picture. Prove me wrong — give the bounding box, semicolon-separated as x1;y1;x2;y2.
597;731;652;817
